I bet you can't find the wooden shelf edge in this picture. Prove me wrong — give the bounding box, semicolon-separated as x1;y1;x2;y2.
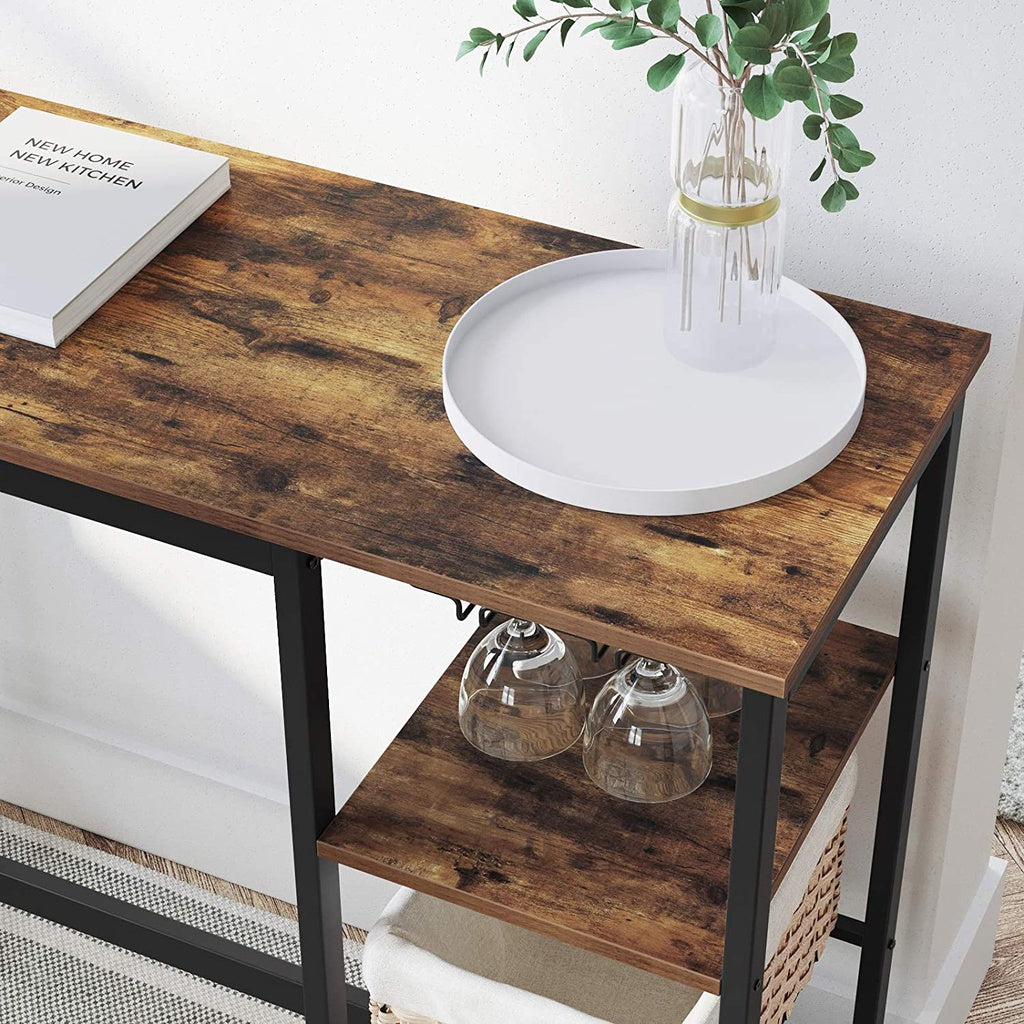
318;618;897;992
316;839;723;994
774;631;896;890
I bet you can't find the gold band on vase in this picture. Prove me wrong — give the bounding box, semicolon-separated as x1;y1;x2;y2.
676;192;781;228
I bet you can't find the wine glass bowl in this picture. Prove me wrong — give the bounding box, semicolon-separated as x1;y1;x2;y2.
689;671;744;718
583;658;713;803
459;618;586;762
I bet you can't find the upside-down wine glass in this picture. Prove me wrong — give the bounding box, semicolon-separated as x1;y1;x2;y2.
459;618;586;762
583;658;713;803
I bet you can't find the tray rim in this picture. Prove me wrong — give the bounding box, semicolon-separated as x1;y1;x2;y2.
442;247;866;516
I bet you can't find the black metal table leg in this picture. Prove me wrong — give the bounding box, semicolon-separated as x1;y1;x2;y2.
852;405;964;1024
720;689;790;1024
274;547;353;1023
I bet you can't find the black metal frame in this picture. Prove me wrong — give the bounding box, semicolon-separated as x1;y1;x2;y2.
720;690;790;1022
718;403;963;1024
0;400;963;1024
851;405;963;1024
0;461;368;1023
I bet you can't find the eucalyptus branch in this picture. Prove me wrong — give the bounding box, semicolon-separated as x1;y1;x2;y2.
705;0;723;72
488;10;607;42
791;44;839;182
457;0;874;212
477;6;730;82
628;16;729;80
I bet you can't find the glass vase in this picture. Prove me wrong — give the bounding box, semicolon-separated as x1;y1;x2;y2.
667;63;794;371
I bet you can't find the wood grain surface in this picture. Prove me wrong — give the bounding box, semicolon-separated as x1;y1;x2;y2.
0;91;989;695
318;619;897;992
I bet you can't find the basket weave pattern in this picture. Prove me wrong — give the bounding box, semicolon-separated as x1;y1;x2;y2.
370;814;849;1024
760;816;847;1024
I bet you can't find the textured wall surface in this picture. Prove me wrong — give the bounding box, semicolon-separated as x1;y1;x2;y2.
3;0;1023;1015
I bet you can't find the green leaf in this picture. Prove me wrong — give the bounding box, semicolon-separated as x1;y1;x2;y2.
647;52;686;91
731;23;774;64
803;77;830;111
693;13;723;47
788;0;828;31
581;17;618;35
648;0;681;31
609;0;644;10
727;0;767;11
839;177;859;199
828;93;862;119
781;0;808;32
806;12;830;47
803;114;825;140
723;7;755;29
480;49;489;76
558;0;593;6
774;61;813;101
837;147;875;171
809;156;827;181
837;151;857;173
827;123;859;150
821;180;847;212
561;19;574;45
743;73;785;119
727;44;747;78
814;50;854;82
505;38;517;64
523;27;551;60
512;0;538;19
830;31;857;56
759;2;790;44
807;0;830;23
600;18;638;39
613;26;655;48
469;27;496;44
456;39;478;60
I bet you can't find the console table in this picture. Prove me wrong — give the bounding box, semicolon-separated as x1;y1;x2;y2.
0;90;990;1024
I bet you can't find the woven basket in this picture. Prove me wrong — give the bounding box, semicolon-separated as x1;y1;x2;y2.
760;816;847;1024
371;814;848;1024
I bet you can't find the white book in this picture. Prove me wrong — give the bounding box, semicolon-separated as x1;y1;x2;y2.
0;107;230;347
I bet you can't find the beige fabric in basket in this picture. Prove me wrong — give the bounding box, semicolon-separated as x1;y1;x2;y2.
363;753;859;1024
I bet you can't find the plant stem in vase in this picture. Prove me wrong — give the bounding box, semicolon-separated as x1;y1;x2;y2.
667;61;793;371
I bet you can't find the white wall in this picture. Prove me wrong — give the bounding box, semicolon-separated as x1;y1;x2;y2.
0;495;477;926
4;1;1024;1018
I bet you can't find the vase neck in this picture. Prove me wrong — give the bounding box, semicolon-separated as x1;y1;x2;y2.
671;66;794;206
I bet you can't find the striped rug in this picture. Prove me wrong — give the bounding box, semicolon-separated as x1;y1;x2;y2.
0;814;364;1023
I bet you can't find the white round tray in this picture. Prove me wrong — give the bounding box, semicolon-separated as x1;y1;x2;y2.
442;248;865;516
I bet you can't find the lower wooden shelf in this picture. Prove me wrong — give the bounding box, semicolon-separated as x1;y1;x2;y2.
318;620;896;994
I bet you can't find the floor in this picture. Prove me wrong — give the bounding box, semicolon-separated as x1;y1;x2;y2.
967;817;1024;1023
0;797;361;941
0;798;1021;1021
